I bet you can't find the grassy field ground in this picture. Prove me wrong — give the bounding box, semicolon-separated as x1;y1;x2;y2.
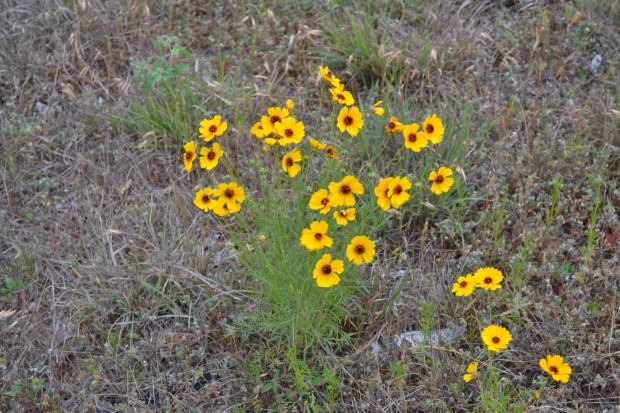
1;0;619;411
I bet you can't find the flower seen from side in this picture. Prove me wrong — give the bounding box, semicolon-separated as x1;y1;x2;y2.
309;189;333;214
286;99;294;109
429;166;455;195
251;121;268;139
334;208;356;226
540;355;572;383
463;361;479;383
337;106;364;137
309;138;327;151
329;176;364;207
212;199;241;216
260;106;289;135
282;149;302;178
346;236;376;266
474;267;503;291
199;142;224;170
403;123;429;152
385;116;403;135
329;84;355;106
199;115;228;142
372;100;384;116
213;182;246;205
422;113;445;144
300;220;333;251
319;66;340;87
273;117;305;145
313;253;344;288
194;187;215;212
325;145;339;160
452;274;477;297
387;176;412;208
374;177;394;211
481;325;512;352
183;141;197;172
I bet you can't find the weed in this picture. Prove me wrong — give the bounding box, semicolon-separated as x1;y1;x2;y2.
545;177;563;226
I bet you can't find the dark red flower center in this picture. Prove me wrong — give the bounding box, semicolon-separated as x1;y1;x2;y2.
202;194;210;203
344;116;353;126
286;157;293;167
550;366;559;374
322;264;332;275
314;233;323;240
337;94;345;101
426;124;434;134
460;281;468;288
435;175;444;184
408;133;417;143
185;151;194;160
484;277;493;284
389;122;395;129
354;245;365;255
492;336;500;344
209;125;217;133
224;189;235;199
340;185;351;194
285;128;293;137
321;198;329;206
393;185;402;195
207;151;216;160
271;115;281;124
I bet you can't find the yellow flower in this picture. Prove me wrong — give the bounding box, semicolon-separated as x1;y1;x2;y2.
428;167;455;195
273;117;305;145
309;189;333;214
422;113;445;144
334;208;356;225
452;274;477;297
387;176;412;208
213;182;246;205
403;123;429;152
264;134;285;146
286;99;294;109
463;361;479;383
532;392;540;399
300;220;333;251
309;138;327;151
212;199;241;216
337;106;364;137
474;267;503;291
346;235;376;266
282;149;302;178
183;141;197;172
374;177;394;211
199;142;224;170
540;355;572;383
325;145;339;160
194;187;215;212
372;100;384;116
312;253;344;288
199;115;228;142
329;176;364;207
329;84;355;106
260;106;289;135
319;65;340;87
481;325;512;352
251;121;268;139
385;116;403;135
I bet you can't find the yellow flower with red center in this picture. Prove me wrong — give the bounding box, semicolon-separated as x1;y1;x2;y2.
312;254;344;288
213;182;245;205
387;176;412;208
183;141;197;172
212;199;241;216
452;274;477;297
372;100;384;116
194;187;215;212
385;116;403;135
250;121;268;139
300;220;333;251
540;355;572;383
325;145;339;159
463;362;479;383
328;176;364;207
337;106;364;137
422;113;445;144
319;66;340;87
346;236;376;266
199;115;228;142
374;177;394;211
403;123;429;152
309;189;333;214
273;117;305;145
199;142;224;170
309;138;327;151
428;167;455;195
282;149;302;178
329;84;355;106
481;325;512;352
474;267;503;291
334;208;356;225
260;106;289;135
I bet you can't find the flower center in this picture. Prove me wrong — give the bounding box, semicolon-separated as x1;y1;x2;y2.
393;185;402;195
185;151;193;160
326;148;334;155
322;264;332;275
389;122;395;129
339;211;347;217
221;202;230;211
460;281;468;288
426;124;434;134
314;232;323;240
408;133;417;143
321;198;329;206
209;125;217;133
207;151;216;160
271;115;281;124
285;129;293;137
344;116;353;126
224;189;235;199
550;366;559;374
202;194;210;203
484;277;493;284
340;185;351;194
354;245;365;255
337;94;345;101
492;336;500;344
286;157;293;167
435;175;444;184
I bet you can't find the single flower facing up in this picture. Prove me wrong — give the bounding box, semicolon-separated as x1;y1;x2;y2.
481;325;512;352
429;167;455;195
300;220;333;251
403;123;429;152
194;187;215;212
199;115;228;142
474;267;503;291
539;355;572;383
452;274;477;297
212;199;241;216
387;176;412;208
213;182;246;205
313;253;344;288
199;142;224;170
325;145;339;160
422;113;445;144
334;208;356;226
329;175;364;207
385;116;403;135
273;117;305;145
309;189;333;214
261;106;289;135
282;149;302;178
329;84;355;106
337;106;364;137
346;236;376;266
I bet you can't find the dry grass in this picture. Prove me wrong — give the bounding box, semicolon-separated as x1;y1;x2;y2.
1;0;619;411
